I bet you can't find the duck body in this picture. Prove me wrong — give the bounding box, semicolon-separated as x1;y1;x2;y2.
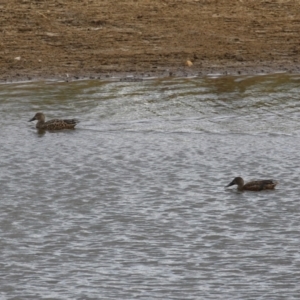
226;176;278;191
29;112;79;130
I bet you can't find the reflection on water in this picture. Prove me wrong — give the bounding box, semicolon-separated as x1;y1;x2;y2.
1;74;300;299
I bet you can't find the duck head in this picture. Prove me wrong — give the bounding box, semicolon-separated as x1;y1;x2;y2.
226;177;244;188
29;112;45;122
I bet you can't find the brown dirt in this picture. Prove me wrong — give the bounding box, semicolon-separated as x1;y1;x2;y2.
1;0;300;82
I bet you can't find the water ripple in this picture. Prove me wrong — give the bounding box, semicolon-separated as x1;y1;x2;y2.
0;74;300;299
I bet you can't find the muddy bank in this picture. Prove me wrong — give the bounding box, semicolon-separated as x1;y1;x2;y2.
1;0;300;81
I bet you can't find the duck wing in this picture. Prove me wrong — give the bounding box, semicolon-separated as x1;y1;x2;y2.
244;180;278;191
63;119;79;125
44;119;78;130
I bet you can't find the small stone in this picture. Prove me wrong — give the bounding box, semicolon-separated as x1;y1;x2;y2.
185;60;193;67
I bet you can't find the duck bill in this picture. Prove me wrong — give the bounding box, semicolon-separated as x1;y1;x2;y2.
29;117;36;122
226;181;235;187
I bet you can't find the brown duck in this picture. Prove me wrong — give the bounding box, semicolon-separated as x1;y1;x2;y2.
29;112;79;130
226;177;278;191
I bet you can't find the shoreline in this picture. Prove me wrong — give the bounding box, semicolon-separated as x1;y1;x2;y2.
2;62;300;84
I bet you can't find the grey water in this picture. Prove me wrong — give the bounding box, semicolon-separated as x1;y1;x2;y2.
1;74;300;299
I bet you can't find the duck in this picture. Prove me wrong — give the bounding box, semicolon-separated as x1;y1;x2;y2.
29;112;79;130
226;176;278;191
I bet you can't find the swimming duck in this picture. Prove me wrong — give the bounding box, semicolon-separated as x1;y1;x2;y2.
29;112;79;130
226;177;278;191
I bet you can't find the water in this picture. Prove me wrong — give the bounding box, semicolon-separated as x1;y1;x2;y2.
1;74;300;299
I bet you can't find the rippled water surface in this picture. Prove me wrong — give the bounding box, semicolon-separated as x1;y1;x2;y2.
1;74;300;299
